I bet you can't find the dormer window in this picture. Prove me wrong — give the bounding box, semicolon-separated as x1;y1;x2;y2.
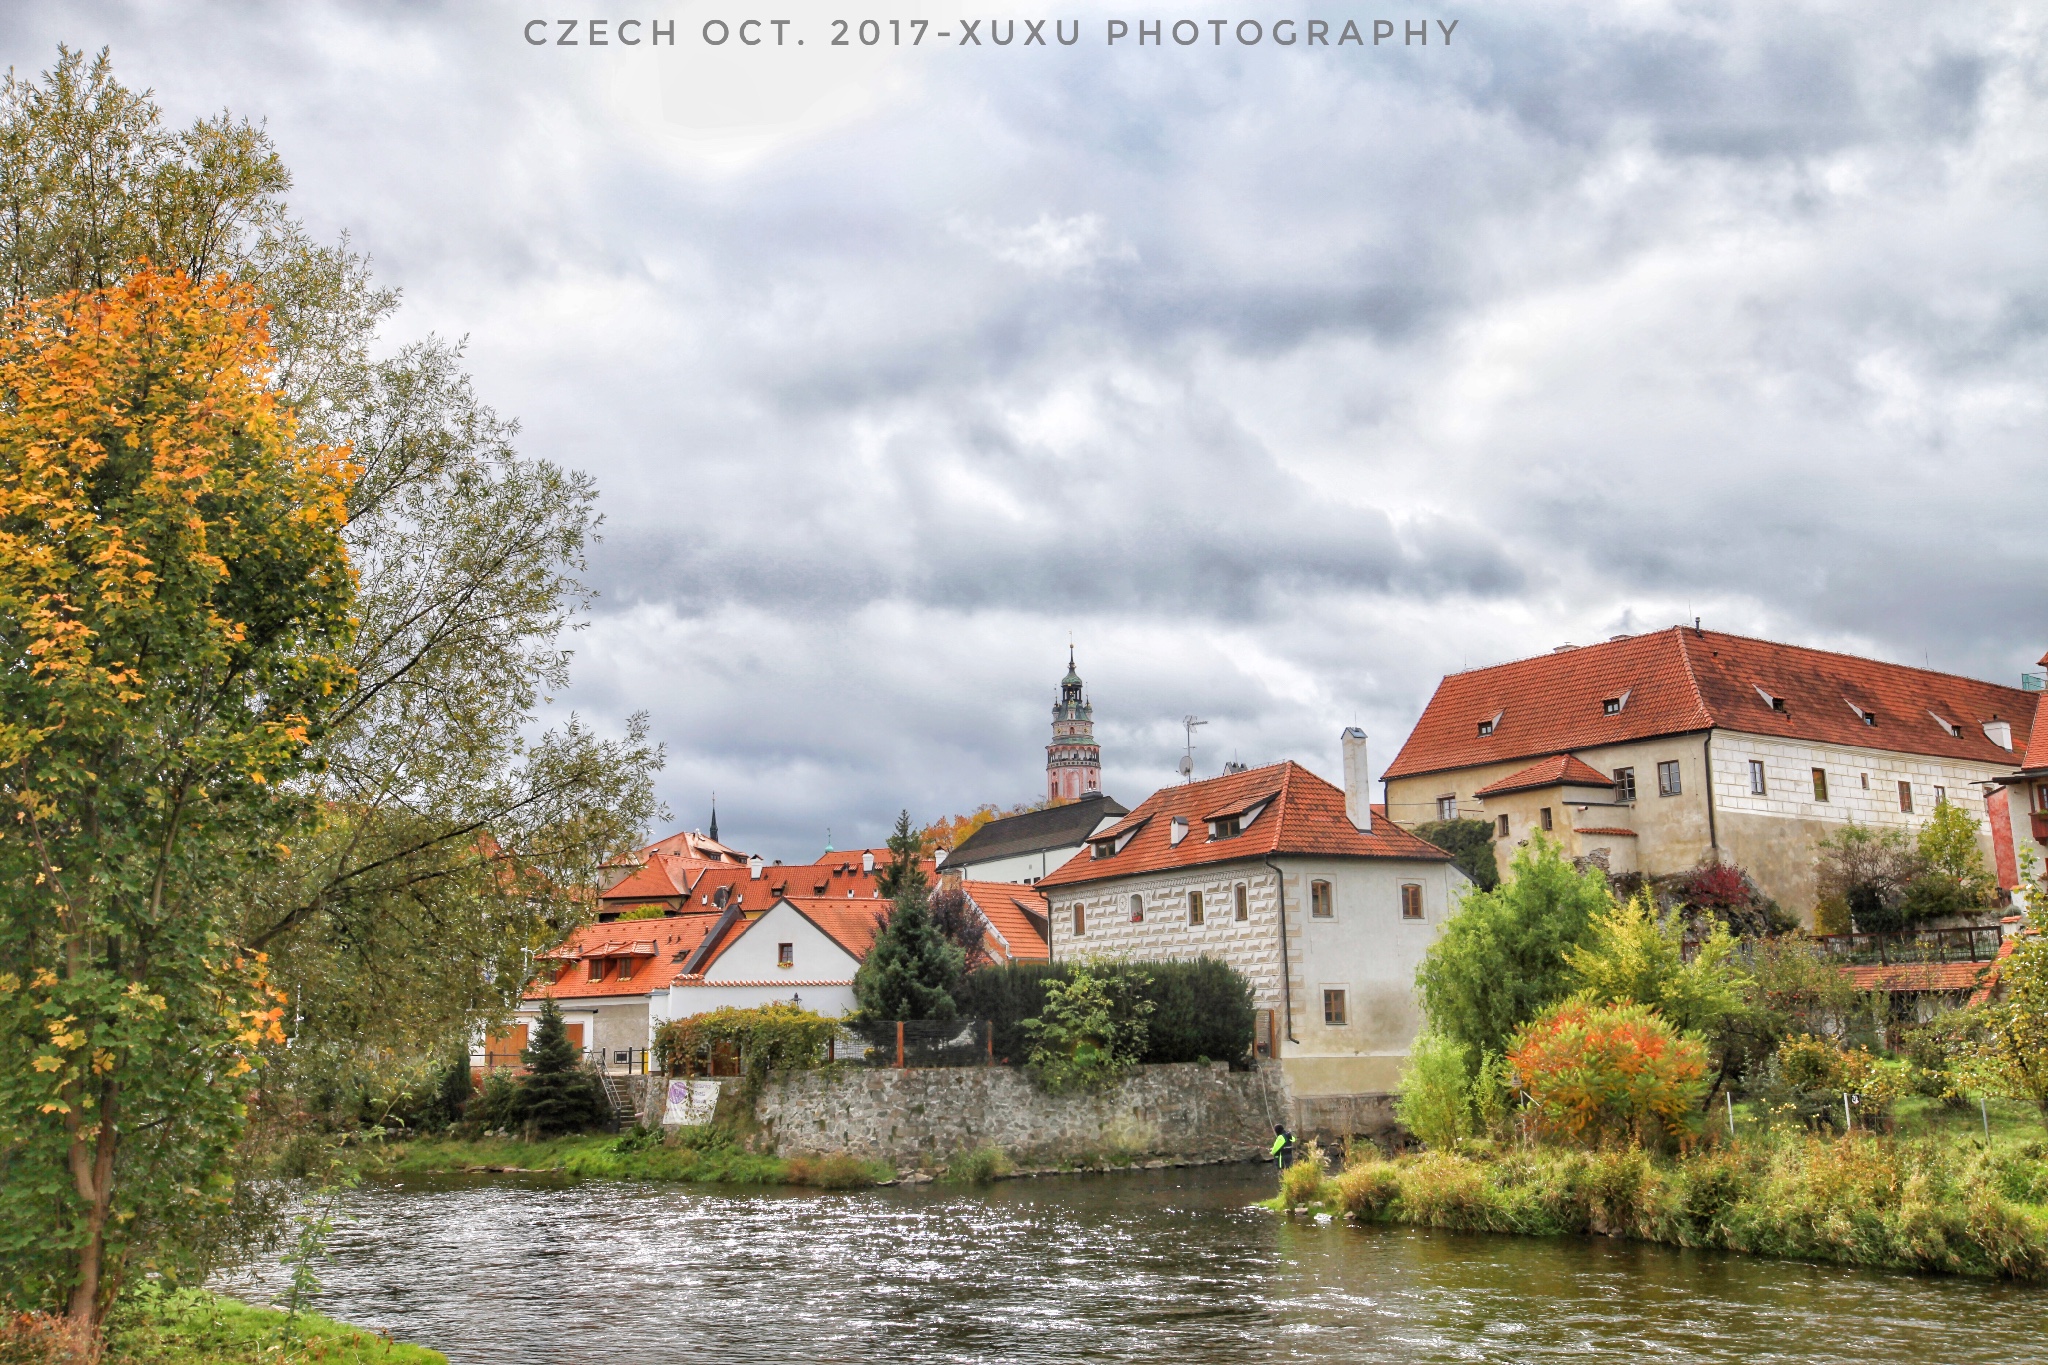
1845;699;1876;726
1208;815;1241;840
1753;685;1787;713
1928;712;1961;738
1477;710;1503;737
1601;690;1631;716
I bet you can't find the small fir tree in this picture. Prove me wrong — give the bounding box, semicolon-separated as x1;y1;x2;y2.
430;1054;474;1130
516;999;611;1135
854;811;965;1021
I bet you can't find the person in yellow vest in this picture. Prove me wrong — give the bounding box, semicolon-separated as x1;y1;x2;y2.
1270;1123;1296;1170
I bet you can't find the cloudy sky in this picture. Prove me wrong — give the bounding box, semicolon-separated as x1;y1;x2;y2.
6;2;2044;857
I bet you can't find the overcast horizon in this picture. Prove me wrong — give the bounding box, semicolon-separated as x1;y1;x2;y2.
5;3;2044;863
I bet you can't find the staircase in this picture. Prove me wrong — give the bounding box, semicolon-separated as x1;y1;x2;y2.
597;1070;643;1128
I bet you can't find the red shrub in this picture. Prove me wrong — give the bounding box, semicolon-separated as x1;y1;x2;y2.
1508;1000;1708;1150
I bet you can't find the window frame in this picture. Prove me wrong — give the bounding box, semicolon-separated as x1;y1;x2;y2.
1657;759;1683;797
1322;989;1348;1027
1129;893;1145;923
617;956;635;981
1748;759;1767;796
1934;785;1947;805
777;942;794;969
1073;904;1086;937
1310;880;1334;919
1187;889;1204;925
1613;767;1636;802
1496;813;1509;838
586;958;604;983
1539;806;1553;832
1898;781;1914;814
1811;768;1829;802
1435;795;1458;821
1400;883;1424;921
1233;884;1248;922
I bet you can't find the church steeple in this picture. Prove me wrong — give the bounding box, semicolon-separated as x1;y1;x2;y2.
1047;648;1102;802
708;795;719;845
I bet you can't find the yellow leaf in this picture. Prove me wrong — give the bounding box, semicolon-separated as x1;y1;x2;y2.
32;1055;63;1072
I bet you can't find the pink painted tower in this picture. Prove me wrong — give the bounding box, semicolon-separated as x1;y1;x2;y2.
1046;647;1102;801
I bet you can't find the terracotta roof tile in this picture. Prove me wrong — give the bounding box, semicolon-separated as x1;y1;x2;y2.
1037;762;1451;890
1473;754;1616;798
1384;627;2035;781
525;913;723;1001
1574;826;1638;837
2021;692;2048;771
958;880;1051;962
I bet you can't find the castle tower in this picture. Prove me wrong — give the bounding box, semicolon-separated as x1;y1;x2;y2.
1046;647;1103;802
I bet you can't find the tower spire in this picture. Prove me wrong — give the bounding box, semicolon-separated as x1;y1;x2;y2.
708;793;718;844
1047;647;1102;802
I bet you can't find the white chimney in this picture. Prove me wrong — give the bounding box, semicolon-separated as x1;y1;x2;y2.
1983;718;2013;751
1342;727;1372;832
748;855;763;880
862;850;876;873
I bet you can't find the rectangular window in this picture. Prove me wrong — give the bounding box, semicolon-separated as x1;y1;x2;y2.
1539;806;1553;831
1187;890;1204;925
1234;884;1248;921
1401;883;1424;920
1657;760;1682;797
618;956;635;981
586;958;604;982
1073;904;1086;937
777;943;794;968
1323;989;1348;1026
1436;795;1458;820
1496;814;1509;838
1613;767;1636;801
1602;696;1622;715
1934;785;1946;805
1310;880;1334;918
1477;719;1495;736
1812;768;1829;802
1898;781;1914;814
1748;760;1767;796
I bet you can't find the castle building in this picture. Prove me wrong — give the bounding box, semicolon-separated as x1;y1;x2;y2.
1047;648;1103;802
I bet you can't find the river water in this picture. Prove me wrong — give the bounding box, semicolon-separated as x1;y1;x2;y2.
217;1164;2042;1365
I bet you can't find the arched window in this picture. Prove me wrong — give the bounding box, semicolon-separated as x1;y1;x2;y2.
1234;884;1248;921
1310;880;1334;918
1129;893;1144;923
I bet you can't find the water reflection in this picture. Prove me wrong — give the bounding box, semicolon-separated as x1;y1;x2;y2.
216;1165;2039;1364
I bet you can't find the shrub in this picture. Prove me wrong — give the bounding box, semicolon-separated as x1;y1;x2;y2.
1023;964;1153;1093
653;1003;839;1088
1278;1150;1328;1208
960;958;1256;1067
1395;1032;1476;1150
1508;1000;1709;1150
1332;1158;1403;1219
1667;860;1796;938
956;962;1067;1063
853;811;965;1021
944;1146;1016;1184
1814;823;1918;932
1902;1011;1982;1105
1410;817;1501;891
516;1000;612;1136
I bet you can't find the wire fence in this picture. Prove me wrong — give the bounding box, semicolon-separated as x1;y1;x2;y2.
840;1019;996;1068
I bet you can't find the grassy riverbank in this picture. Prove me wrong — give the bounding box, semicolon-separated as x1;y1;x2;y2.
1272;1128;2048;1280
348;1131;895;1188
69;1288;444;1364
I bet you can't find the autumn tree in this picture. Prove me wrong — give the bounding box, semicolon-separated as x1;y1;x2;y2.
0;48;663;1126
0;269;353;1324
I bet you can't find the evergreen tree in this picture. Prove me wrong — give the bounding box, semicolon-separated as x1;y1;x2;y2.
1411;818;1502;892
854;812;964;1021
429;1054;474;1130
516;1000;611;1135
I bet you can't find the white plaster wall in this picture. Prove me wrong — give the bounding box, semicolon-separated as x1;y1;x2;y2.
658;982;858;1020
950;843;1086;884
1046;859;1286;1015
705;901;866;981
1711;730;2012;835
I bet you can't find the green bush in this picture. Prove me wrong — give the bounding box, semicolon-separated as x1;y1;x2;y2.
1394;1032;1477;1150
944;1145;1017;1184
960;957;1257;1067
956;961;1068;1063
1411;817;1501;891
1023;964;1153;1093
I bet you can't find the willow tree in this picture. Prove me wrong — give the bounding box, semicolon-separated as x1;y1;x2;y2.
0;47;662;1130
0;268;354;1324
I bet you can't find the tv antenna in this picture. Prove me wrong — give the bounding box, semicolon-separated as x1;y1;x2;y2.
1179;715;1207;783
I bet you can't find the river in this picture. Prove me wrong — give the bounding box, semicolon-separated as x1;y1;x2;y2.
216;1164;2041;1364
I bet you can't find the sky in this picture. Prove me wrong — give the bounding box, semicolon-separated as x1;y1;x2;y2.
4;2;2044;860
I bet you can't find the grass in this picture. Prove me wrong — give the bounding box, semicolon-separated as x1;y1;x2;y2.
347;1130;891;1188
943;1146;1017;1184
1268;1126;2048;1280
89;1286;443;1364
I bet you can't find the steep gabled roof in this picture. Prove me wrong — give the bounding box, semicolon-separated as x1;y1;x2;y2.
1037;762;1450;889
1474;754;1617;798
682;895;882;978
946;794;1129;865
958;880;1051;962
599;855;693;904
524;913;723;1001
1385;627;2035;781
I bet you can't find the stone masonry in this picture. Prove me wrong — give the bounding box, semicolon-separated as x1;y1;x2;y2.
753;1061;1288;1168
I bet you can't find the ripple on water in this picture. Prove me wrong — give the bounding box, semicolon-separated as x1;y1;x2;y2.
213;1166;2041;1365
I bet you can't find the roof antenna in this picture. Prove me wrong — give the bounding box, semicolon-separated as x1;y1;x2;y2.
1694;616;1702;637
1180;715;1207;783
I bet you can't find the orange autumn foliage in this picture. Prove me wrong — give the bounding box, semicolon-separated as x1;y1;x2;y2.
1507;999;1709;1151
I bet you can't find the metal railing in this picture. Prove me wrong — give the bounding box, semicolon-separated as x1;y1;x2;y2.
471;1046;655;1074
1812;923;2004;967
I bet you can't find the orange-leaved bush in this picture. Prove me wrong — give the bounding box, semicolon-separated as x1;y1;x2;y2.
1507;1000;1709;1151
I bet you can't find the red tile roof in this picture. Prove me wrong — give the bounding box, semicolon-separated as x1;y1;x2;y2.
525;913;723;1001
959;880;1051;962
2021;692;2048;771
1385;627;2035;781
1574;826;1638;837
1473;754;1616;797
600;855;693;904
1037;762;1451;889
680;894;883;978
1841;960;1997;994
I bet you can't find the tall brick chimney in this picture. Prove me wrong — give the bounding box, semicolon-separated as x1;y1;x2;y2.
1342;727;1371;832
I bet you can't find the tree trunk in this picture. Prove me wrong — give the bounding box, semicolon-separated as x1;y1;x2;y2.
65;1075;121;1332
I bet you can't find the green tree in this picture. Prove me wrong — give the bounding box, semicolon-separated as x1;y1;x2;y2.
0;47;664;1133
1900;799;1997;923
853;812;963;1021
1411;817;1501;891
1959;912;2048;1120
514;1000;610;1136
1416;834;1613;1064
0;268;354;1325
1566;894;1753;1044
1022;964;1153;1093
1813;823;1917;932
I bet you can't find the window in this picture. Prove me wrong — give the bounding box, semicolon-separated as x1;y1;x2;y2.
1323;989;1348;1026
1496;814;1510;838
1188;890;1204;925
1310;880;1334;918
777;943;794;969
1613;767;1636;802
1812;768;1829;802
586;958;604;982
1477;719;1496;737
1234;884;1248;921
1436;795;1458;820
1400;884;1424;920
1209;815;1241;839
1603;697;1621;715
1934;785;1947;805
1073;904;1086;937
1898;781;1914;814
1657;760;1682;797
617;956;635;981
1748;760;1767;796
1861;772;1870;789
1539;806;1553;832
1130;893;1145;923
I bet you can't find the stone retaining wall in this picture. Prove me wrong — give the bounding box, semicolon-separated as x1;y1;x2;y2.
754;1062;1287;1167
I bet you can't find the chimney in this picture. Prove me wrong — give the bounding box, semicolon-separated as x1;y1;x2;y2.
1342;727;1372;832
748;855;763;880
862;850;876;874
